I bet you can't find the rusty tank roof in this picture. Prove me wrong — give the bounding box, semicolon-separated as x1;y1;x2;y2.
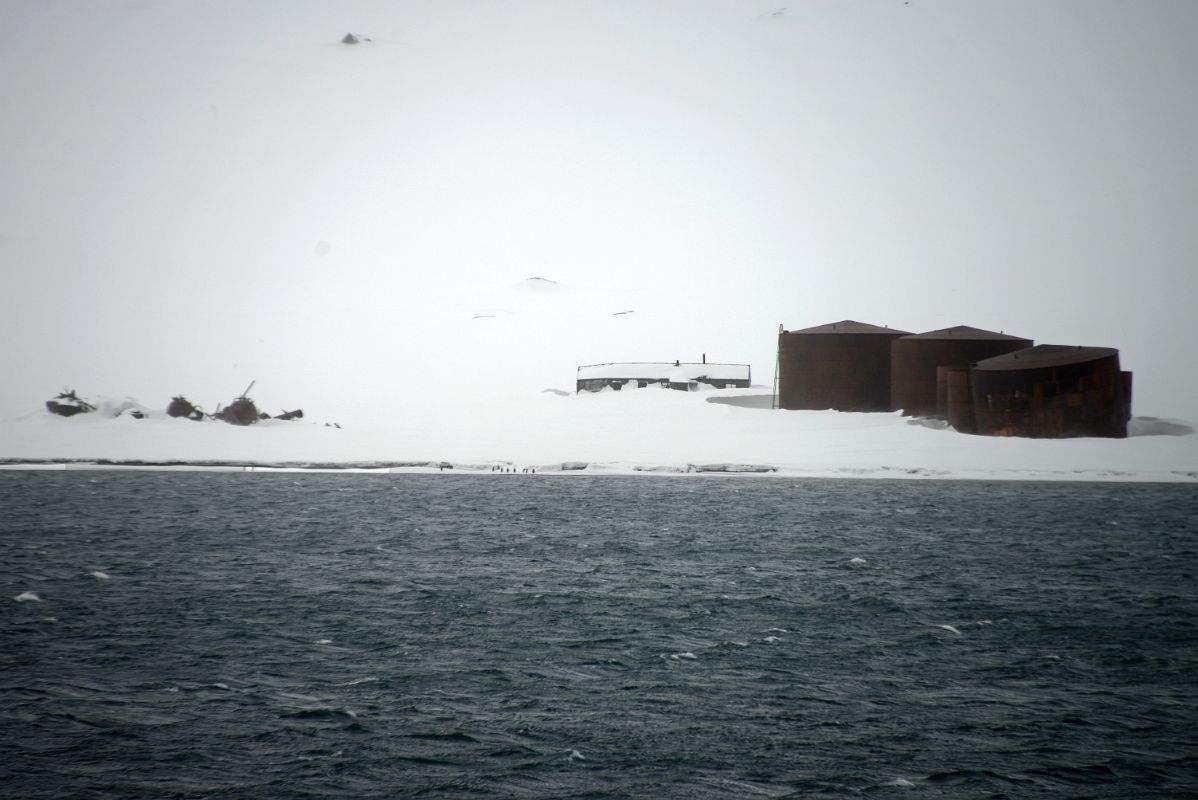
900;325;1031;342
972;344;1118;371
785;320;911;335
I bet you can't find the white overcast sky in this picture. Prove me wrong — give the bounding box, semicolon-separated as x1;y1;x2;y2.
1;0;1196;422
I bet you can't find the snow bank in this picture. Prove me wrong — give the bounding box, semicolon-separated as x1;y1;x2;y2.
2;389;1194;482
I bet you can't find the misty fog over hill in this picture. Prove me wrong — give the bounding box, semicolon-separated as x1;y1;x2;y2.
2;0;1196;433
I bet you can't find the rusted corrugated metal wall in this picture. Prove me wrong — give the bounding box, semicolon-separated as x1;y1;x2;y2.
971;345;1129;438
936;367;949;420
777;320;911;411
1121;372;1133;423
938;366;976;434
891;326;1032;418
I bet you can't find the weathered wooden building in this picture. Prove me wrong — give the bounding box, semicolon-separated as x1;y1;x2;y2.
576;361;751;393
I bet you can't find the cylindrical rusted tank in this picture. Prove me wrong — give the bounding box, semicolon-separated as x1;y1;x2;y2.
777;320;911;411
971;345;1129;438
1121;371;1133;423
940;366;975;434
936;367;949;420
891;326;1032;418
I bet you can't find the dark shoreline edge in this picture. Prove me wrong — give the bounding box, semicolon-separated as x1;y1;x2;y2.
0;457;776;474
0;457;440;470
0;458;1195;483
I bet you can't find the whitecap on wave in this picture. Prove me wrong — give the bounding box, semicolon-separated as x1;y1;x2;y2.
336;676;379;686
15;591;42;602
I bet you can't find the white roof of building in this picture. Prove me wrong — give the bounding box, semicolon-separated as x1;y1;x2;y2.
577;362;750;382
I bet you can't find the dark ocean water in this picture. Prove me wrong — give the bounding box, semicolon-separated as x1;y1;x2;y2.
1;472;1196;799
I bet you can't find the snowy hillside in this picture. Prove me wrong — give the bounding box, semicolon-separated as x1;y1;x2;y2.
3;386;1196;482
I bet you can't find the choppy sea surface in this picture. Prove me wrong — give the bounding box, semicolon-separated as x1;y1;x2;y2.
2;472;1196;799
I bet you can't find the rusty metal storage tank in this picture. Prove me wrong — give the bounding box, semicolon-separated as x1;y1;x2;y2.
891;325;1032;417
777;320;911;411
937;366;977;433
970;345;1130;438
1121;372;1133;423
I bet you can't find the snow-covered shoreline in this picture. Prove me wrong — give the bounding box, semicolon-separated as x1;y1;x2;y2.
4;388;1195;483
2;461;1195;483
